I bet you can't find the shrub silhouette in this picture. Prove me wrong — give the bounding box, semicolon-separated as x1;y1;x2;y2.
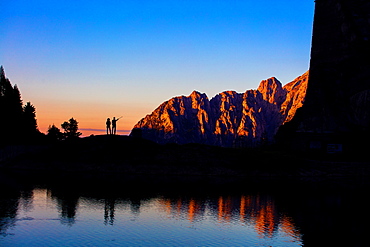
61;118;82;140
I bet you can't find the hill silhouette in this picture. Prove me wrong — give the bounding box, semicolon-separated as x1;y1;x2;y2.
2;134;370;177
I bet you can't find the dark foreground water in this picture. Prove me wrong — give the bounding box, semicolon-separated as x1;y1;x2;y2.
0;171;369;246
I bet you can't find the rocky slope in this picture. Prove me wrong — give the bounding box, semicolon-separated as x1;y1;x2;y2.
133;71;309;147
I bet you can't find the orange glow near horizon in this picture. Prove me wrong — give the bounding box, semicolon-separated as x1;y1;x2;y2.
32;99;147;136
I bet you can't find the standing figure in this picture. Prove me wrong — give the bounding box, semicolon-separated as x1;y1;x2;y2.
112;117;121;135
106;118;111;135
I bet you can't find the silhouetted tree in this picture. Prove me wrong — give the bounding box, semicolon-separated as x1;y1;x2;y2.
0;66;26;144
11;85;23;114
47;124;63;142
61;118;82;140
11;85;24;141
0;66;42;145
0;66;11;97
23;102;39;137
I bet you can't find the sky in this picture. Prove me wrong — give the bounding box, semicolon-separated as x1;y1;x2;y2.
1;0;315;136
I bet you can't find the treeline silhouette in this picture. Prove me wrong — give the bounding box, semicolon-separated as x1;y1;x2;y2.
0;66;83;146
47;118;82;141
0;66;41;146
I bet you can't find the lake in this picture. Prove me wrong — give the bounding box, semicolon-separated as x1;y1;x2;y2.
0;171;369;246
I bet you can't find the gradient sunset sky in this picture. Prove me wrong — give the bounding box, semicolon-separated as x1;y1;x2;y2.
1;0;315;136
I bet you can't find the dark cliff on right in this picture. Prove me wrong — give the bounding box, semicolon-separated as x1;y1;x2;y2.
277;0;370;154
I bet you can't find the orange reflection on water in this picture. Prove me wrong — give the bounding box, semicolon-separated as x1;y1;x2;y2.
160;199;172;215
157;195;301;242
280;216;301;239
218;196;232;222
188;199;196;222
255;203;276;238
218;196;224;221
176;198;182;215
240;195;252;223
158;198;202;222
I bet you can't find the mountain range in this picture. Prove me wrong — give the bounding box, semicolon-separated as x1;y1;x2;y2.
132;71;309;147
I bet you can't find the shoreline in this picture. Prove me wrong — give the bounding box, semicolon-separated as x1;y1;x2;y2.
1;135;370;178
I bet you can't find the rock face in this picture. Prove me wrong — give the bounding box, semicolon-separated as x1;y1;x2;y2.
290;0;370;132
133;71;308;147
278;0;370;152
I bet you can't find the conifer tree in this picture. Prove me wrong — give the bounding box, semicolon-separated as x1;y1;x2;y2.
23;102;39;136
0;66;41;144
0;66;20;143
0;66;12;97
11;85;24;140
47;124;63;141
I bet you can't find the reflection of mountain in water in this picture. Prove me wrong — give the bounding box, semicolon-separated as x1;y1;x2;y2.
0;173;302;244
4;188;301;242
2;172;370;246
157;195;300;240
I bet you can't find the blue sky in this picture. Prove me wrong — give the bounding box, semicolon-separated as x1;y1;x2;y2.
1;0;315;135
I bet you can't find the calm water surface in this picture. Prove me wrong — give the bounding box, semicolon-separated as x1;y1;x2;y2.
0;172;369;246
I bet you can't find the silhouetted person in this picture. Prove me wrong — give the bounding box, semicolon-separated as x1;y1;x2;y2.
106;118;112;135
112;117;121;135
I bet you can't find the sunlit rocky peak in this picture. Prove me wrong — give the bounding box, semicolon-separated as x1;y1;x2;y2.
133;71;309;147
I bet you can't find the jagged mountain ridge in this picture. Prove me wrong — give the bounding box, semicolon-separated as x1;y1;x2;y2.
133;71;309;147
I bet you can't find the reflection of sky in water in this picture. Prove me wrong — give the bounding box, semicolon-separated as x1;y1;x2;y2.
0;188;302;246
